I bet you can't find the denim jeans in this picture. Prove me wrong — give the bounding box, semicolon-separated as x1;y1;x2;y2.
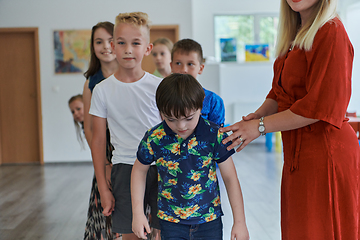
159;217;223;240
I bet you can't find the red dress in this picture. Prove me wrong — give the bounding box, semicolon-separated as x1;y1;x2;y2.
267;18;360;239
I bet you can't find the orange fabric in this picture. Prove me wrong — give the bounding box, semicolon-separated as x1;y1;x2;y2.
267;18;360;240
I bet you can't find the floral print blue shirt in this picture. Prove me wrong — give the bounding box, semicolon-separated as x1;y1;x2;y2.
137;117;235;225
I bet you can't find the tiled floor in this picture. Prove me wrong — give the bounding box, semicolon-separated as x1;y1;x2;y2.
0;142;283;239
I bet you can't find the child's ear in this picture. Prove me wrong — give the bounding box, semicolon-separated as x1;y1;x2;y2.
144;43;153;56
111;41;115;51
198;64;205;75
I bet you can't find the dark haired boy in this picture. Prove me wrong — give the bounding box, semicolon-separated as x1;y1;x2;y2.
131;73;249;240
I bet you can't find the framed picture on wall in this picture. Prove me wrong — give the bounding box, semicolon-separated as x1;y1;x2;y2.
53;29;91;74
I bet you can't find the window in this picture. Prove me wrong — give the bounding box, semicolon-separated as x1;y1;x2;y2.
214;14;279;62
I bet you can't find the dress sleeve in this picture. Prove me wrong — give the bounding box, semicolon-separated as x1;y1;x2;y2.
290;19;354;128
266;88;277;101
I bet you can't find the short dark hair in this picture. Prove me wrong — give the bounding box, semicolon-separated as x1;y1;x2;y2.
171;38;204;64
156;73;205;118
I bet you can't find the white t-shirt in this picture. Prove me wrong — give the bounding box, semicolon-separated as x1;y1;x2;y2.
89;72;162;165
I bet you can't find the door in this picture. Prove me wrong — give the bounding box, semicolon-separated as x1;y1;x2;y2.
142;25;179;74
0;28;43;164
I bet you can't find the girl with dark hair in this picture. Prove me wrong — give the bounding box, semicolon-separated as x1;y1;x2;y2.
82;21;119;240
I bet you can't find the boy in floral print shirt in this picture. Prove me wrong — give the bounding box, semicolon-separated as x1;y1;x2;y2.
131;73;249;240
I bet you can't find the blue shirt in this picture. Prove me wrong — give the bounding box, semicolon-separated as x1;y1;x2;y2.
202;88;225;126
88;69;105;93
137;117;235;225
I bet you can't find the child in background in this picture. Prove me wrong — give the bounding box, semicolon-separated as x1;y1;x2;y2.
151;37;173;78
131;73;249;240
171;39;225;127
82;21;119;240
89;12;162;240
68;94;85;149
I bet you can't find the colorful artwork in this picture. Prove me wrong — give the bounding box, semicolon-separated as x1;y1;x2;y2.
54;30;91;74
220;38;237;62
245;44;270;62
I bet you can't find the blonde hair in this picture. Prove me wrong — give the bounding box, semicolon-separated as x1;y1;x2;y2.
153;38;173;53
276;0;338;57
114;12;151;42
68;94;85;149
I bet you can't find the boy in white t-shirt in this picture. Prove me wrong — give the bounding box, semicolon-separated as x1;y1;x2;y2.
89;12;162;239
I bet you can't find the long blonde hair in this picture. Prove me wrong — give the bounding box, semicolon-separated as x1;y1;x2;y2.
276;0;338;57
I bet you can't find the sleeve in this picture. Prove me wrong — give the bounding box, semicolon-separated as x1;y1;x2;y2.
213;130;235;164
208;92;226;126
290;19;354;128
266;88;277;101
136;130;155;165
89;84;107;119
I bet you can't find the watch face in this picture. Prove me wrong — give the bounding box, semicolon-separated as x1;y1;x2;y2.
259;125;265;132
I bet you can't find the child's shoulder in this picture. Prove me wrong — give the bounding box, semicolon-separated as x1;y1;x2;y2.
92;74;116;92
142;71;162;84
203;87;223;100
143;121;165;140
199;117;221;135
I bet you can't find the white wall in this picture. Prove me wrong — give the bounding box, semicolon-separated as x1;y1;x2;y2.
0;0;192;163
198;62;273;125
345;1;360;113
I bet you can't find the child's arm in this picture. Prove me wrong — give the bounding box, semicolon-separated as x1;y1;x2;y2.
82;79;93;147
218;156;249;240
91;115;114;216
131;159;151;239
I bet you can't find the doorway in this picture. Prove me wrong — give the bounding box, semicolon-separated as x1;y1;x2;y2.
142;25;179;74
0;28;43;164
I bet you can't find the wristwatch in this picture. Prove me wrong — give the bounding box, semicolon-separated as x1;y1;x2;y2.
259;117;266;136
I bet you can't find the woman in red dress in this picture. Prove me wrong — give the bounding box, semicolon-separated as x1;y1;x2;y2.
221;0;360;239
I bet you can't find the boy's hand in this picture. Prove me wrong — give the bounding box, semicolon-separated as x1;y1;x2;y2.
132;214;151;239
100;189;115;216
231;222;249;240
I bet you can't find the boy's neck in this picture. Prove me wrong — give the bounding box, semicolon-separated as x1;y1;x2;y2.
113;67;146;83
100;60;118;79
157;66;171;78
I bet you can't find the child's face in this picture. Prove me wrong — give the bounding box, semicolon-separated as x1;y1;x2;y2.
112;23;152;70
93;27;116;64
69;99;84;123
151;44;171;70
171;51;204;79
162;109;201;140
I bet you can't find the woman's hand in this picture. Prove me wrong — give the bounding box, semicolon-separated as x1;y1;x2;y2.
220;114;261;152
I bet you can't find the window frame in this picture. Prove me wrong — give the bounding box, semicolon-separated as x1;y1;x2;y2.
214;13;279;63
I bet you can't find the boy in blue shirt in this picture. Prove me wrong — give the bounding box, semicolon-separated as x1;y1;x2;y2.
131;73;249;240
171;39;225;126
